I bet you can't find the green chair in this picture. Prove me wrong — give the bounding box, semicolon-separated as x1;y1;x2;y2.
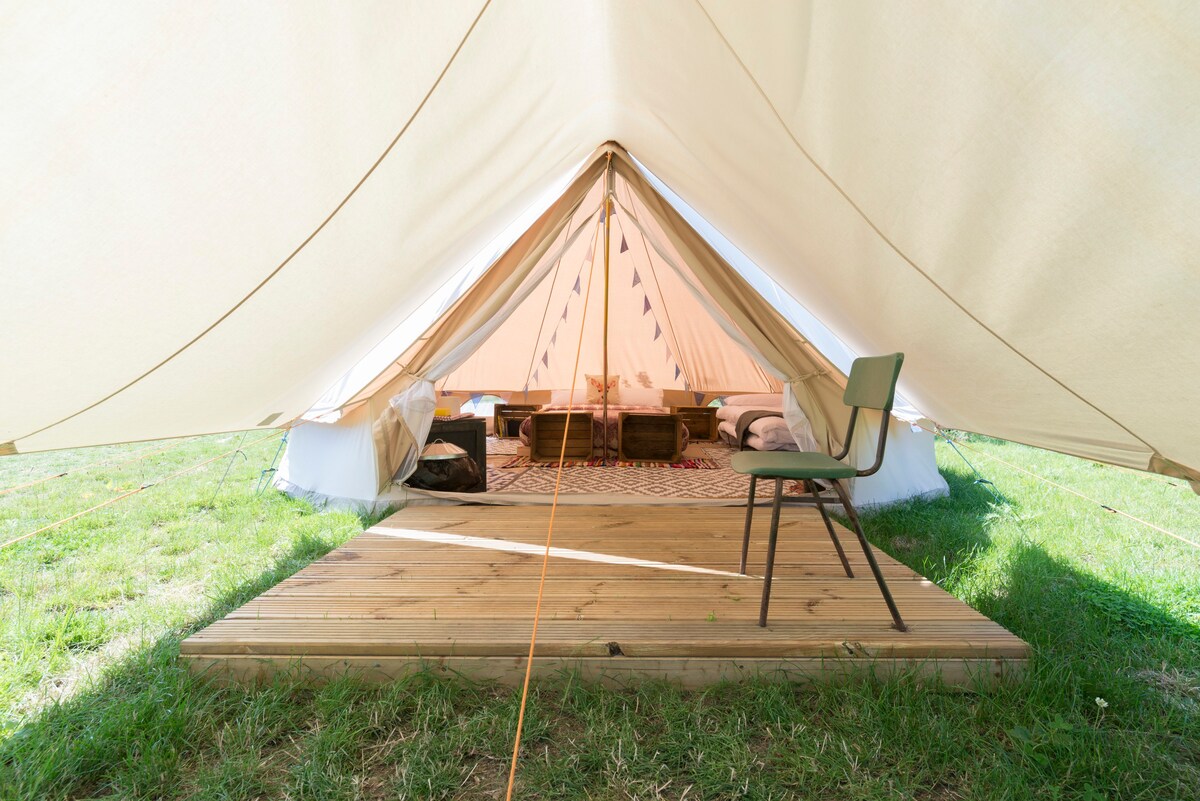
732;353;908;631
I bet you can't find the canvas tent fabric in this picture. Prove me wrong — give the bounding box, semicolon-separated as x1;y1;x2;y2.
277;146;945;510
2;1;1198;494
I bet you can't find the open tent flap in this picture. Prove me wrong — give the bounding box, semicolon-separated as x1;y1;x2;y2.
278;145;948;507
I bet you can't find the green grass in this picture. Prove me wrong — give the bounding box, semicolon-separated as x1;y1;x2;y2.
0;431;1197;799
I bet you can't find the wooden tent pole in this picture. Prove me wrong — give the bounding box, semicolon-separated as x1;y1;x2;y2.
602;152;613;465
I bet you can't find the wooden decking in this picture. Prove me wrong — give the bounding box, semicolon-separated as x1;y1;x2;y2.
182;506;1029;687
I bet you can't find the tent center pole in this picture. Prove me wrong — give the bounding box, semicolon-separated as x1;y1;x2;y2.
602;153;613;466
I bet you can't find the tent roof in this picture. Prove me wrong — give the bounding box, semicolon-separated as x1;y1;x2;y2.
2;2;1198;485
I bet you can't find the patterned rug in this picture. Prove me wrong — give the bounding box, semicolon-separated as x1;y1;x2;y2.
486;436;520;456
484;445;806;499
498;456;719;469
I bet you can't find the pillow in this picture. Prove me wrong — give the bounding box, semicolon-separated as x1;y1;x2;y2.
620;383;663;407
723;393;783;408
586;374;620;404
549;388;588;405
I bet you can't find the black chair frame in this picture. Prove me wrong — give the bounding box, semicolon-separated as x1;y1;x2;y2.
739;407;907;631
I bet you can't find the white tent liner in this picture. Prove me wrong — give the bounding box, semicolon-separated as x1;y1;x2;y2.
2;1;1196;495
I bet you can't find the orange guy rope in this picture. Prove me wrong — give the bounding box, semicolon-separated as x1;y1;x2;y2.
504;215;603;801
0;431;282;552
0;439;190;496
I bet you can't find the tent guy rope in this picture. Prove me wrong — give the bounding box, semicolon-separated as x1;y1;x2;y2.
928;426;1199;551
0;431;282;552
504;196;604;801
10;0;493;447
0;438;189;496
690;0;1161;458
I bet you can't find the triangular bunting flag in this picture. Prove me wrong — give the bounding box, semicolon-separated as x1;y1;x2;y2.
643;296;651;315
665;343;672;362
532;369;539;385
549;331;557;347
675;365;682;380
572;276;581;294
562;306;568;321
653;323;661;341
541;351;549;367
631;269;641;288
620;236;628;253
694;391;705;405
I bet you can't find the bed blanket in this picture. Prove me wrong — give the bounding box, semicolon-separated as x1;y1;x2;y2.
733;409;786;451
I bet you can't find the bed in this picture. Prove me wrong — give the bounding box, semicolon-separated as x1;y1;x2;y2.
519;403;690;455
516;384;690;456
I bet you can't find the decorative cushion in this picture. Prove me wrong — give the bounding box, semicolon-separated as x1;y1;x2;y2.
620;383;663;407
585;374;620;404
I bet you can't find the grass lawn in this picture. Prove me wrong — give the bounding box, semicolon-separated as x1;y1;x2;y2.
0;431;1197;800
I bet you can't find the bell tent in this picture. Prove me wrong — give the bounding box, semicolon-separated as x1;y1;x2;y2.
2;2;1198;509
276;148;949;509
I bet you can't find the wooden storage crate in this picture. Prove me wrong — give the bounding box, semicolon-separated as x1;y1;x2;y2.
670;405;718;442
494;403;540;438
528;412;593;461
617;413;683;463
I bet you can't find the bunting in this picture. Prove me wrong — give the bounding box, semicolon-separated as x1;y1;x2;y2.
541;351;549;368
619;235;629;253
549;331;557;347
653;323;662;341
562;306;568;321
675;365;682;381
572;276;581;294
642;296;651;315
631;269;641;288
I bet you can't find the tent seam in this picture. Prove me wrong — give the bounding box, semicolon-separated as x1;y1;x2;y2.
691;0;1159;457
13;0;493;446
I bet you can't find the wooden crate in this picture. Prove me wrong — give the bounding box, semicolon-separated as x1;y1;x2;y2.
618;413;683;463
494;403;540;438
670;405;718;442
529;412;593;461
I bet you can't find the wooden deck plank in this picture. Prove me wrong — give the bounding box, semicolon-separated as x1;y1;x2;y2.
182;505;1029;686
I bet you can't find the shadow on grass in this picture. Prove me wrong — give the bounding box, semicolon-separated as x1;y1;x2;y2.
0;530;352;800
3;476;1198;800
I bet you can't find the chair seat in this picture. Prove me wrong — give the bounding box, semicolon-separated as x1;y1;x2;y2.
730;450;857;480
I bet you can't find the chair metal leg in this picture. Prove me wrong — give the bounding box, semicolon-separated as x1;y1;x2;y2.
810;482;854;578
831;480;907;632
758;478;784;627
740;474;757;574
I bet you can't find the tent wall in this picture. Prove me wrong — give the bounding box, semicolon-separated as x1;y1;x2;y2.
5;2;1196;491
276;405;379;510
275;146;948;509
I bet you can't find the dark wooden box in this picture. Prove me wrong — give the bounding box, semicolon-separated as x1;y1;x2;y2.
618;413;683;463
529;412;593;462
670;405;718;442
494;403;540;438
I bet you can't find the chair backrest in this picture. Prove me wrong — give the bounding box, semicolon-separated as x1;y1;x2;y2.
843;353;904;412
834;353;904;476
